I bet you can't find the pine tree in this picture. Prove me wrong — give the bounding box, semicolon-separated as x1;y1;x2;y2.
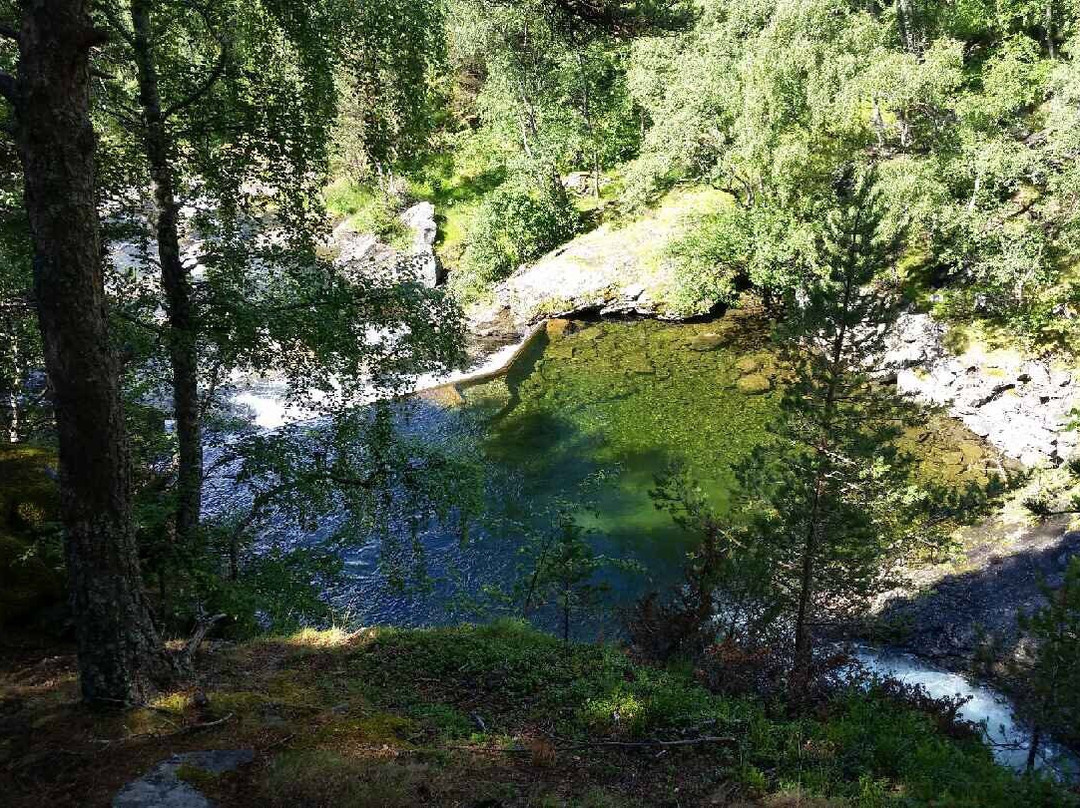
1016;558;1080;770
740;166;923;702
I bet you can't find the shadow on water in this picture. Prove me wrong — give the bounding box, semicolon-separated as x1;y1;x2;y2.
876;530;1080;664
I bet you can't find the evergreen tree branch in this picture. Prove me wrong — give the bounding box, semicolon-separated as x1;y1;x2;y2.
0;22;18;42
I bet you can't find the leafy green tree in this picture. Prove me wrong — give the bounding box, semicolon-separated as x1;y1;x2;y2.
457;180;579;296
84;0;467;625
628;468;779;661
332;0;446;184
1;0;176;704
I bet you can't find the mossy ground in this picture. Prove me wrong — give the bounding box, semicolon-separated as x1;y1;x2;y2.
1;621;1073;807
0;446;63;627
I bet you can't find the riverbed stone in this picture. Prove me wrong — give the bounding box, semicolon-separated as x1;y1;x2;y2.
735;356;760;374
113;750;254;808
689;333;728;352
737;374;772;395
884;313;1076;466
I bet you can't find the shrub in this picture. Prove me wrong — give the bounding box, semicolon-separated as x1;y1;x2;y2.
665;205;750;316
455;181;578;299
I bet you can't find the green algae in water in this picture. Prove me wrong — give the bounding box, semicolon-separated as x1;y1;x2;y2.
465;318;780;568
457;317;998;572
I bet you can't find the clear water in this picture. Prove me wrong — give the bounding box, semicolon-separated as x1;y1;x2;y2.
210;314;1077;777
857;646;1080;777
324;315;783;628
218;314;999;630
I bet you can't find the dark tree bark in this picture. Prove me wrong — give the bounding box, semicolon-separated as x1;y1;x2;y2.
130;0;203;544
3;0;174;705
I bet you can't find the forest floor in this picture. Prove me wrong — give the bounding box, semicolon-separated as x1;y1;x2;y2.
1;622;1075;808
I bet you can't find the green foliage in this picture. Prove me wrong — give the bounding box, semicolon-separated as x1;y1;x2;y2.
1017;558;1080;744
342;621;1074;805
518;514;627;641
665;204;750;314
331;0;446;182
324;180;409;247
717;173;995;694
613;0;1080;338
0;447;63;627
456;180;579;298
229;401;485;592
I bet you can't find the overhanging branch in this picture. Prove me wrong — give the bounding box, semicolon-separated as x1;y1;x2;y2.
163;38;229;120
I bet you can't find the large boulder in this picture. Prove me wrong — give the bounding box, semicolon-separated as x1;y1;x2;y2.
479;187;732;328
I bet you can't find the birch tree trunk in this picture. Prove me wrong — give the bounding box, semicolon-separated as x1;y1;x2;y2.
130;0;203;544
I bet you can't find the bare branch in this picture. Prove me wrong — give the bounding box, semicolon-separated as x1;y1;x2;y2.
163;39;229;120
182;613;226;666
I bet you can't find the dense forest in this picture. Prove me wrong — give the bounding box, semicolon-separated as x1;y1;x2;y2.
3;0;1080;805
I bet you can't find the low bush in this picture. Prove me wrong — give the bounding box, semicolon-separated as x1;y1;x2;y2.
454;181;579;300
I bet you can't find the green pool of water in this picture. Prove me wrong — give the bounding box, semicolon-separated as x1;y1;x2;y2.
342;313;1000;626
456;315;781;567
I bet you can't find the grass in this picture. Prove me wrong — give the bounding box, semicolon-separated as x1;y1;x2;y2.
1;620;1074;807
323;180;411;250
401;132;508;271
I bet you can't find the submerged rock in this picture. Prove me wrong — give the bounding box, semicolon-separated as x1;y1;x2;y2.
737;374;772;395
688;333;728;352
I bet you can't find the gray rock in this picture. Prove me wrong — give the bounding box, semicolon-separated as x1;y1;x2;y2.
331;201;442;288
113;750;254;808
400;202;442;287
884;312;1076;466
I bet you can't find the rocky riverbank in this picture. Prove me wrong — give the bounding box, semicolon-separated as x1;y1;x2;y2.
884;314;1077;467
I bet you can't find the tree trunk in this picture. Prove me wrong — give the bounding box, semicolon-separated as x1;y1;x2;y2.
896;0;919;53
789;265;858;705
6;0;174;705
1045;2;1056;59
130;0;203;544
1026;724;1042;772
575;50;601;202
789;475;824;701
